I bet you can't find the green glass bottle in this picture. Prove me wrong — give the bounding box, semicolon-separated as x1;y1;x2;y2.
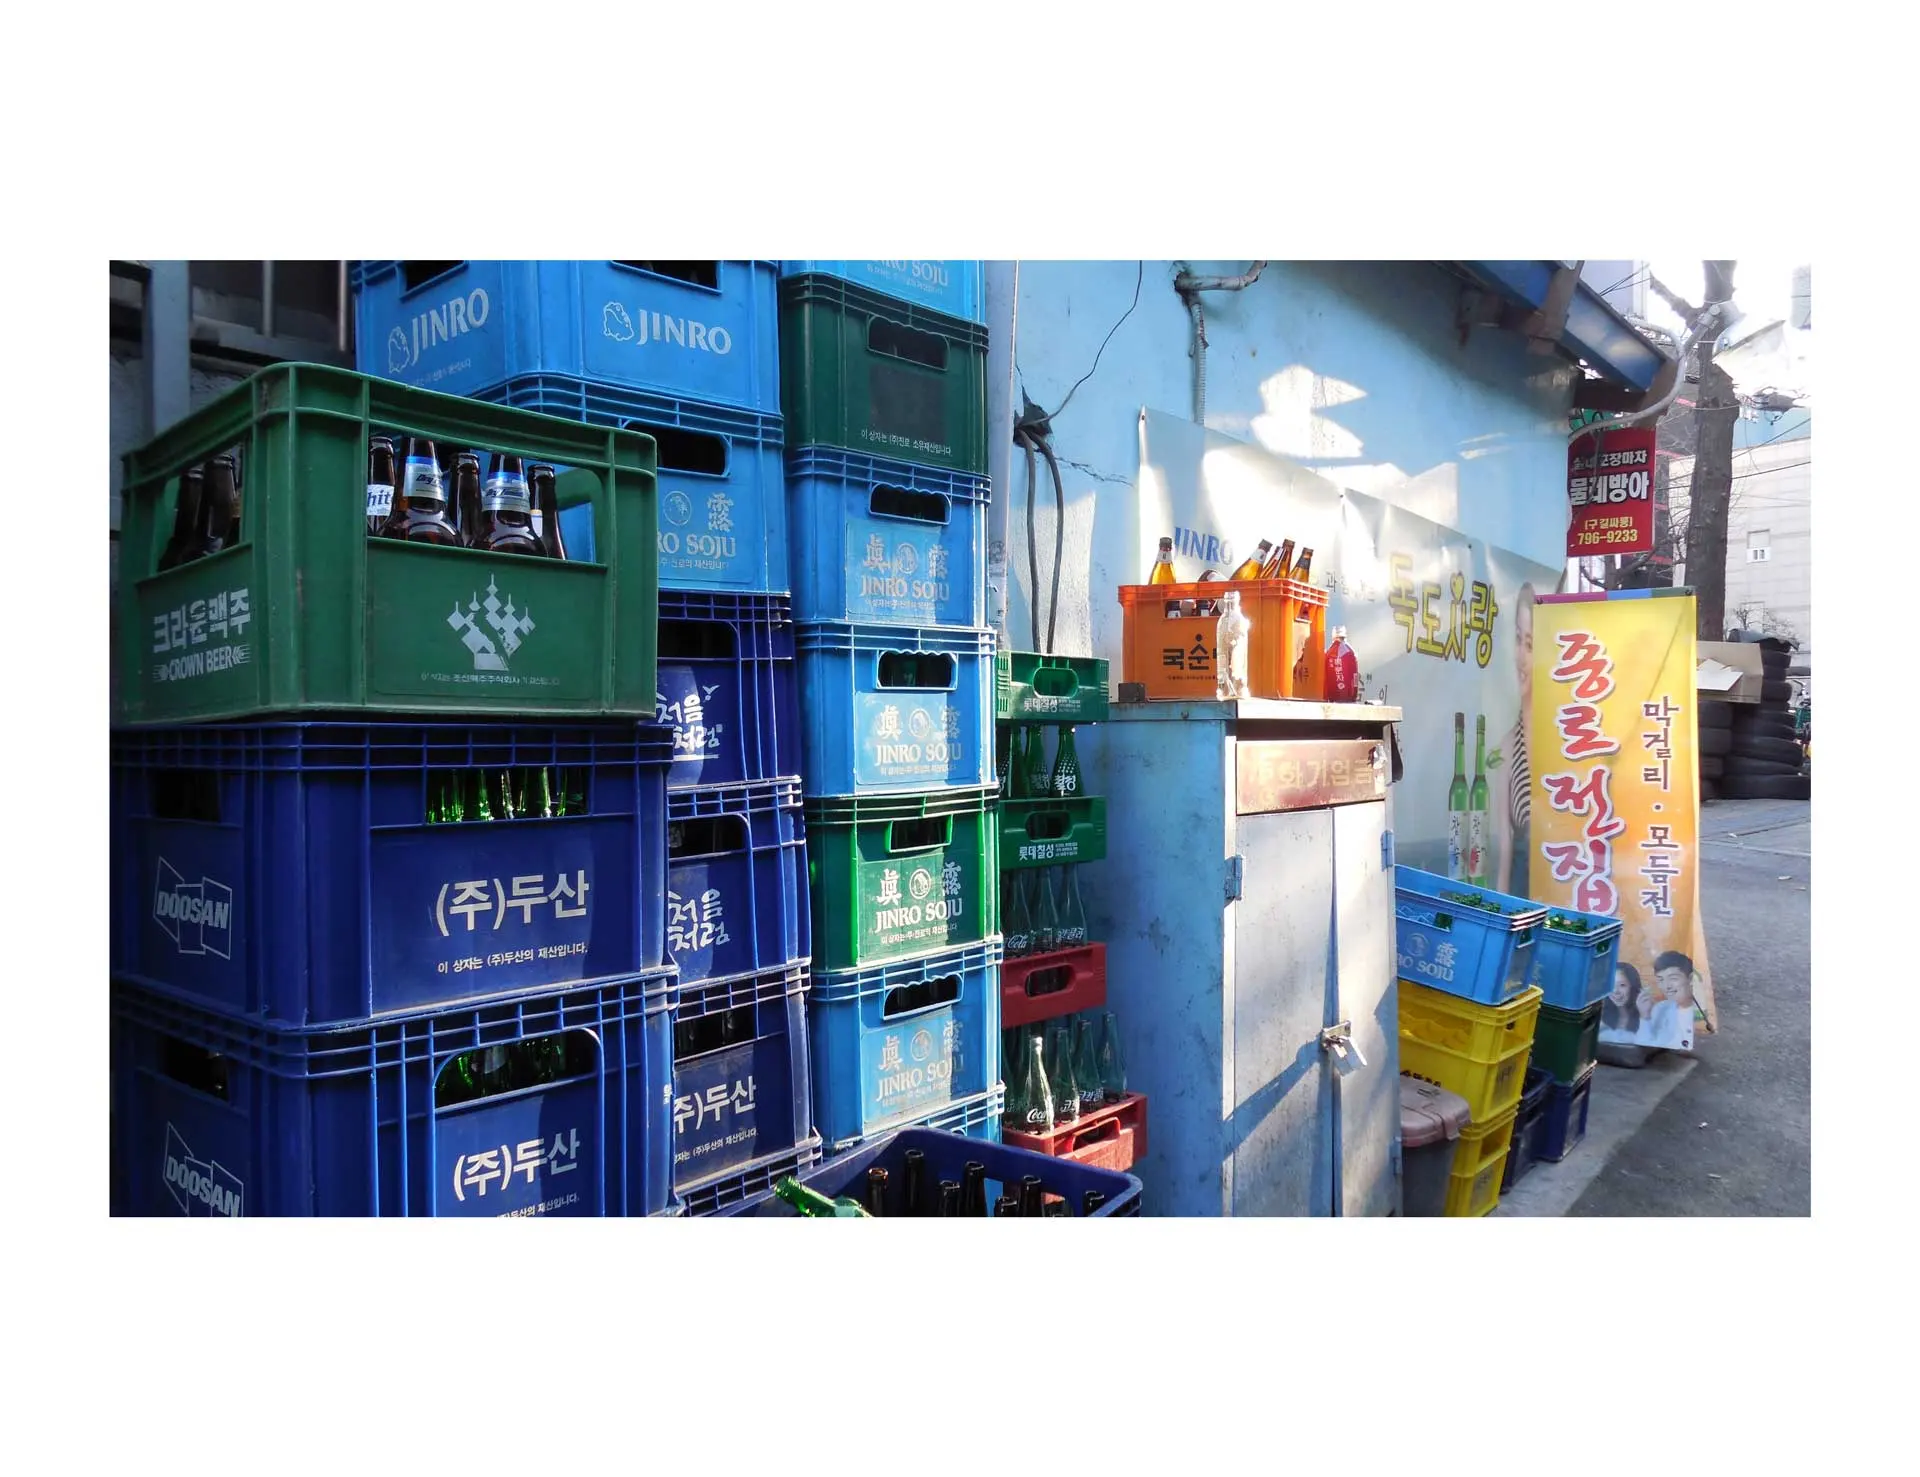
1020;725;1051;801
1447;711;1468;880
1047;1022;1081;1125
1032;867;1060;953
471;769;495;823
1097;1010;1127;1103
496;769;518;821
1468;714;1490;886
1072;1015;1103;1113
1049;725;1082;798
773;1176;871;1217
1055;865;1089;949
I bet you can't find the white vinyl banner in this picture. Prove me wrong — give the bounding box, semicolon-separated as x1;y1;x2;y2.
1136;409;1564;883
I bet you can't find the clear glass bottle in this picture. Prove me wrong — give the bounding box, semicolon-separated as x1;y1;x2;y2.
1097;1010;1127;1102
1019;1030;1055;1133
1003;872;1034;958
1055;865;1089;949
1216;589;1251;700
1032;867;1060;953
1072;1015;1103;1113
1047;1021;1082;1125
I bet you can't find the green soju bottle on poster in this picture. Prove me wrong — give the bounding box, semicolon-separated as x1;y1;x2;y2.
1447;711;1468;880
1468;714;1490;886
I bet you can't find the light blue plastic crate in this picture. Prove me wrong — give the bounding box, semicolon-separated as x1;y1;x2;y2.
352;260;780;413
1394;866;1549;1007
470;373;787;594
786;447;988;628
1526;905;1625;1012
795;622;995;797
779;260;984;323
809;939;1003;1152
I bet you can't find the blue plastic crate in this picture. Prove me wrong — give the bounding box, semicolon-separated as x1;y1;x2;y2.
657;592;801;791
471;373;788;594
1500;1066;1553;1193
728;1119;1143;1217
779;260;985;324
109;969;678;1217
110;721;669;1027
1534;1062;1594;1163
796;622;996;797
1526;906;1625;1012
1394;866;1549;1007
681;1133;825;1216
673;962;815;1194
668;781;810;986
352;260;780;412
786;446;989;627
810;939;1003;1151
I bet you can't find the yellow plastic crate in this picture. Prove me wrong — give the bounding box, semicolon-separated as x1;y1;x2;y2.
1444;1148;1509;1217
1400;983;1542;1123
1449;1101;1518;1182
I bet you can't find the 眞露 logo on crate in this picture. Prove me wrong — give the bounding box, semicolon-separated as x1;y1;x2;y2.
162;1124;244;1217
151;857;234;960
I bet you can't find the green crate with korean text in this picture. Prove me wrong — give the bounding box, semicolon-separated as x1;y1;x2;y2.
999;796;1108;871
995;652;1110;725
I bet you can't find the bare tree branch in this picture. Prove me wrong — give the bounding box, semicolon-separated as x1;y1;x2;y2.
1648;274;1700;324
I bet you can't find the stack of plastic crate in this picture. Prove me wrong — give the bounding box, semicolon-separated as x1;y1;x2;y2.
108;363;679;1217
773;261;1007;1155
349;261;822;1215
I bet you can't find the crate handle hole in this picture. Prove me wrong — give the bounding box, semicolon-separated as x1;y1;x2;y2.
1031;667;1080;698
623;420;730;477
877;652;956;690
674;1005;757;1064
148;769;222;823
614;261;720;291
157;1036;230;1101
400;261;464;293
660;617;737;662
868;483;951;527
1023;810;1070;842
882;974;960;1019
435;1029;597;1110
867;317;948;371
1071;1118;1121;1148
668;813;749;859
886;816;951;854
1022;966;1072;1001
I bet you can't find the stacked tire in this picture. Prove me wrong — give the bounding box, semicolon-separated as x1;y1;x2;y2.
1699;633;1808;801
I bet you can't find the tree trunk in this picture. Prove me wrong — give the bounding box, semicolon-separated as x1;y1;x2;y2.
1688;340;1739;640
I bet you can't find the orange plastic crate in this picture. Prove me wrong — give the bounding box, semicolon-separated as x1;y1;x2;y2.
1118;578;1328;701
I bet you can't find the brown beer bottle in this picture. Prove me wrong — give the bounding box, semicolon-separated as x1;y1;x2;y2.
1260;538;1296;581
1229;540;1273;582
530;464;568;561
1290;546;1315;583
1148;536;1177;585
366;436;398;537
160;464;206;570
479;452;541;557
385;437;462;546
452;452;485;547
197;455;240;556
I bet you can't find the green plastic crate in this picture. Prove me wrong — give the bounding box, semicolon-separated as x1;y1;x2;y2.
806;788;1000;971
1000;796;1108;870
115;363;658;725
996;652;1110;724
1530;998;1603;1085
778;275;988;473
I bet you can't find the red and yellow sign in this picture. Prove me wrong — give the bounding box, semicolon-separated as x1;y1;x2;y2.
1530;593;1715;1051
1566;425;1657;557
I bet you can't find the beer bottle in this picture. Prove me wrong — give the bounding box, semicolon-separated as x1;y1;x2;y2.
1003;872;1034;958
1072;1015;1103;1114
1021;1029;1056;1133
1047;1022;1082;1124
1019;1175;1046;1218
901;1148;927;1218
1148;536;1177;585
864;1166;890;1217
994;1196;1022;1217
1033;867;1060;953
1197;568;1221;582
446;451;481;546
198;454;240;556
1229;540;1273;582
160;465;205;570
937;1179;963;1217
1049;726;1081;798
1044;1200;1071;1217
366;435;398;537
962;1161;988;1217
773;1176;870;1217
1083;1190;1109;1216
1290;546;1315;583
1261;538;1296;581
1020;726;1051;800
529;463;569;561
480;452;541;557
387;438;462;546
1055;866;1089;949
1098;1010;1128;1102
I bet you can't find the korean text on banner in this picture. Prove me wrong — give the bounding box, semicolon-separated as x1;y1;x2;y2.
1529;593;1715;1052
1566;425;1657;558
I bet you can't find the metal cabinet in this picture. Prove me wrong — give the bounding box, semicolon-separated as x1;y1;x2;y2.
1086;700;1402;1216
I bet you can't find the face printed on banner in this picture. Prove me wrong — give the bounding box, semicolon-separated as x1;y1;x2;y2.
1610;969;1633;1008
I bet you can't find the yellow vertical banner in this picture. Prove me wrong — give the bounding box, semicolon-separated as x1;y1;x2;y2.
1529;594;1716;1051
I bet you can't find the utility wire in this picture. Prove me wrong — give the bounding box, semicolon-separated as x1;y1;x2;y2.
1044;261;1143;422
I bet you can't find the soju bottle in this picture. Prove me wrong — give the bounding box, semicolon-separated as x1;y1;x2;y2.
1072;1015;1103;1113
1049;725;1082;798
1020;726;1052;800
1468;714;1490;886
1047;1022;1082;1125
1020;1029;1056;1133
773;1176;870;1217
1055;866;1089;949
1097;1010;1128;1102
1033;867;1061;953
471;769;495;823
1447;711;1468;880
1004;872;1034;958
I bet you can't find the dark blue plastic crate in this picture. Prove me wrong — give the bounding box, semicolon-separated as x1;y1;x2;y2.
110;721;669;1027
796;621;996;797
810;939;1003;1151
727;1119;1143;1217
673;962;815;1194
681;1133;825;1216
1500;1066;1553;1193
472;373;788;594
779;260;985;323
352;260;779;412
668;781;810;986
1533;1063;1594;1163
1394;866;1549;1006
656;592;801;790
786;446;989;627
1526;906;1626;1012
109;969;678;1217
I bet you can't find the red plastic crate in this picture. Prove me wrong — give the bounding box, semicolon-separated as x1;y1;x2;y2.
1002;1092;1147;1174
1000;943;1106;1030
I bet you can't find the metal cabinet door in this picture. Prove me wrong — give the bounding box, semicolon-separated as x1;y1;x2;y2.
1228;807;1335;1217
1331;798;1400;1217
